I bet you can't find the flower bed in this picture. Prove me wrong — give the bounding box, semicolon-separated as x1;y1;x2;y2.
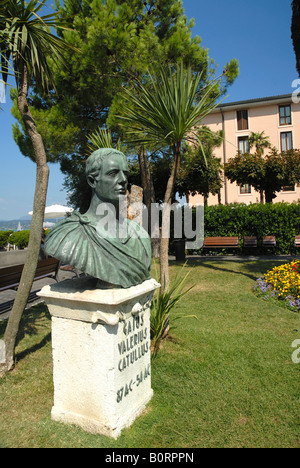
253;260;300;312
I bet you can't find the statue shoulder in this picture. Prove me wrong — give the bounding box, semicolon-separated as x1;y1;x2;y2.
47;212;81;234
45;212;86;256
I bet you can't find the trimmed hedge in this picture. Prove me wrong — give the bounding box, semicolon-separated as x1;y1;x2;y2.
2;204;300;255
200;202;300;254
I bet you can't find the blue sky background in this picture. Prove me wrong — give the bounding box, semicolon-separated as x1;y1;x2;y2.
0;0;298;220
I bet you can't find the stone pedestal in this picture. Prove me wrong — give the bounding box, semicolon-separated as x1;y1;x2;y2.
37;276;160;439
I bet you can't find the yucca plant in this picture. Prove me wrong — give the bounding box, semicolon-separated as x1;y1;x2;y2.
150;263;196;354
87;127;124;153
0;0;78;376
116;61;222;292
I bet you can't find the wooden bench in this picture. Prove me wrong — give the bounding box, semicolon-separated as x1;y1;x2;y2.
0;258;60;316
295;236;300;248
203;237;239;250
0;257;60;292
262;236;276;248
243;236;257;248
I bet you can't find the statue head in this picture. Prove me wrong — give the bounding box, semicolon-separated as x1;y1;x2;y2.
45;147;152;288
86;148;129;205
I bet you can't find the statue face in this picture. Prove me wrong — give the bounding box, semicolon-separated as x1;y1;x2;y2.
92;153;129;204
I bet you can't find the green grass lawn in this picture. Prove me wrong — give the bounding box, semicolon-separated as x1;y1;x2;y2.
0;258;299;448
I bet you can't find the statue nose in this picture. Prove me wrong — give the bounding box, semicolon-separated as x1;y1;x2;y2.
118;171;127;184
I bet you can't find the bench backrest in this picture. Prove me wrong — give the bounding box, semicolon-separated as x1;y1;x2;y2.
35;257;60;279
0;263;24;291
262;236;276;246
203;237;239;247
0;257;59;291
244;236;257;247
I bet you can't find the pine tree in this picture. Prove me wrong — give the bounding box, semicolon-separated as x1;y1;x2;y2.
10;0;238;212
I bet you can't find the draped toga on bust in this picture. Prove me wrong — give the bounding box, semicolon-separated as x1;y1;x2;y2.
45;211;152;289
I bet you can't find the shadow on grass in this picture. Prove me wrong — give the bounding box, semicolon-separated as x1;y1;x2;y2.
15;332;51;362
0;302;51;363
169;256;293;282
16;303;51;362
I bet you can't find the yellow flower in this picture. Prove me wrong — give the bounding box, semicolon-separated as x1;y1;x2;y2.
264;260;300;300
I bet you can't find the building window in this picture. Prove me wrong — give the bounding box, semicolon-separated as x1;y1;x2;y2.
239;184;251;194
281;185;295;192
279;105;291;125
280;132;293;151
237;110;248;130
238;136;250;153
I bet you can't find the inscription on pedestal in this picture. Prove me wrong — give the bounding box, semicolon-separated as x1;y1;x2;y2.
118;313;149;371
116;312;151;403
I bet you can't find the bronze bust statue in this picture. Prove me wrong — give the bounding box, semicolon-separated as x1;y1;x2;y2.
45;148;152;288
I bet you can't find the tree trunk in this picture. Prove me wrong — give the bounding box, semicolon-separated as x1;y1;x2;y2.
265;189;275;204
137;147;160;257
160;143;181;293
260;190;264;203
0;65;49;376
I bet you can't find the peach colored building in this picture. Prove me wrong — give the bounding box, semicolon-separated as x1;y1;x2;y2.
189;94;300;206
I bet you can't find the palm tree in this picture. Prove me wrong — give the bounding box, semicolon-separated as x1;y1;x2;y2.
116;62;221;291
87;127;123;153
248;131;272;202
248;131;271;156
0;0;77;375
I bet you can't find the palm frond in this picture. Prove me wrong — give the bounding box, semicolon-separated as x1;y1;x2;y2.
87;127;123;153
0;0;80;92
116;62;222;154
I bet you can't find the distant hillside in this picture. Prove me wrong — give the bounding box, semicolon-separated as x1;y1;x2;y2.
0;218;60;231
0;219;32;231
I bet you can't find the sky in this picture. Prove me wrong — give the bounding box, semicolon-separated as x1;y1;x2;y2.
0;0;298;220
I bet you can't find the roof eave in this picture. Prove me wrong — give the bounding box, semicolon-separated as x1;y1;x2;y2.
213;93;294;113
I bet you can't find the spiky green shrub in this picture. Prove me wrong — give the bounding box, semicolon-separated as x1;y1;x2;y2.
150;263;195;353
